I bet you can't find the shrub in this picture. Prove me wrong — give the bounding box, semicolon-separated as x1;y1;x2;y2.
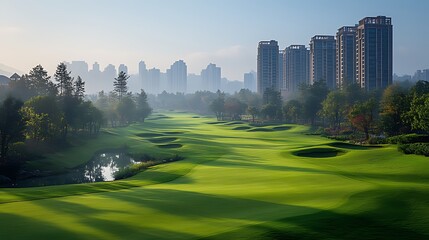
398;143;429;156
387;134;429;144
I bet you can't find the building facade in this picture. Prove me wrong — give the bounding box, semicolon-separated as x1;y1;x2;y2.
356;16;393;91
244;72;256;92
201;63;221;92
309;35;336;89
257;40;279;94
147;68;160;94
167;60;187;93
284;45;309;94
336;26;356;89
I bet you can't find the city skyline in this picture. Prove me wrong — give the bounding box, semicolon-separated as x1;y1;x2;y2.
1;0;429;80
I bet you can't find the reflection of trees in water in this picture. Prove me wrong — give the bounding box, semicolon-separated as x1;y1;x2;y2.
13;152;135;187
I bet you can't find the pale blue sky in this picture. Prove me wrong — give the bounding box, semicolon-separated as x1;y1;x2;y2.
1;0;428;80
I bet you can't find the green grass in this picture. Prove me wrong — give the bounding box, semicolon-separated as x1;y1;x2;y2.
0;112;429;239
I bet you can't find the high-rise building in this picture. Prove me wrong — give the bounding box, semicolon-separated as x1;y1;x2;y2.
336;26;356;89
257;40;279;94
167;60;187;93
309;35;336;89
65;61;89;80
118;64;128;74
413;69;429;81
284;45;309;94
201;63;221;92
244;72;256;92
147;68;160;94
356;16;393;91
278;49;285;90
139;61;148;90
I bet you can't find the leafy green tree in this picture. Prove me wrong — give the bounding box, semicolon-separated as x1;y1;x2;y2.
320;91;347;129
54;63;74;97
136;90;152;122
210;91;225;120
349;99;377;140
300;80;329;125
261;88;282;121
224;97;247;120
116;96;136;125
283;100;301;123
379;84;411;136
114;71;129;100
0;97;25;162
247;106;260;122
408;93;429;132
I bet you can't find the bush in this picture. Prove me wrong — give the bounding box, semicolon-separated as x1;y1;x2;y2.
387;134;429;144
398;143;429;156
368;137;386;144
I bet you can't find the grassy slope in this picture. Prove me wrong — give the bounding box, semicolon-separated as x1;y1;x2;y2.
0;112;428;239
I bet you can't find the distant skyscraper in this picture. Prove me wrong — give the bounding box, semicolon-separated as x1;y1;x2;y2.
244;72;256;92
336;26;357;89
92;62;100;72
118;64;128;74
187;73;202;93
310;35;336;89
139;61;148;90
356;16;393;91
103;64;117;92
257;40;279;94
284;45;310;93
167;60;187;93
413;69;429;81
65;61;89;80
278;49;285;90
147;68;160;94
201;63;221;92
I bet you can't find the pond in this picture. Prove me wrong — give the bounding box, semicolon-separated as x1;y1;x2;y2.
4;152;138;188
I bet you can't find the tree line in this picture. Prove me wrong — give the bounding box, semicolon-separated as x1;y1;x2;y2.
0;63;152;179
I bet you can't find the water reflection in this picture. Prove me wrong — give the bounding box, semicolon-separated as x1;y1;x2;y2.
7;152;137;188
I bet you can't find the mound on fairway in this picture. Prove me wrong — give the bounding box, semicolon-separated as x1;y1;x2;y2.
292;147;345;158
157;143;183;148
147;116;171;120
206;121;227;124
272;126;292;131
162;131;185;135
224;121;244;125
147;137;178;144
247;128;274;132
233;126;252;130
136;132;165;138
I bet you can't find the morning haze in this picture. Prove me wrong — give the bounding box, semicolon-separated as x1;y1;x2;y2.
0;0;429;239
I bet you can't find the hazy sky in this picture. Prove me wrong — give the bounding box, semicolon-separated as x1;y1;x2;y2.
1;0;428;80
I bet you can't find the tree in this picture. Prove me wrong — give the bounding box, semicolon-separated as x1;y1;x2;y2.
210;91;225;120
224;97;247;120
0;97;25;162
300;80;329;125
136;89;152;122
349;99;377;140
74;76;85;100
283;100;301;123
27;65;57;98
114;71;129;100
320;91;347;130
54;63;74;97
408;93;429;132
247;106;260;122
261;88;282;121
379;84;411;136
116;96;136;125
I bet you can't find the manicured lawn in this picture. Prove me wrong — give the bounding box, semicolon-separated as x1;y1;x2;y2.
0;112;428;239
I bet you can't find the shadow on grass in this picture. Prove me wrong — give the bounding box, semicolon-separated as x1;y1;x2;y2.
157;144;183;149
203;189;429;240
247;128;274;132
147;137;177;144
272;126;292;131
136;132;165;138
328;142;383;150
233;126;251;130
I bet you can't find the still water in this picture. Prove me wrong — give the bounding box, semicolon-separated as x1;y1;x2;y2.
8;152;138;188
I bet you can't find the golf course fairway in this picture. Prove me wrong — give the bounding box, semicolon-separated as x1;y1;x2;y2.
0;112;428;239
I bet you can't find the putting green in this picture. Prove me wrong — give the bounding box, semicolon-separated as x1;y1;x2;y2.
0;112;429;239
